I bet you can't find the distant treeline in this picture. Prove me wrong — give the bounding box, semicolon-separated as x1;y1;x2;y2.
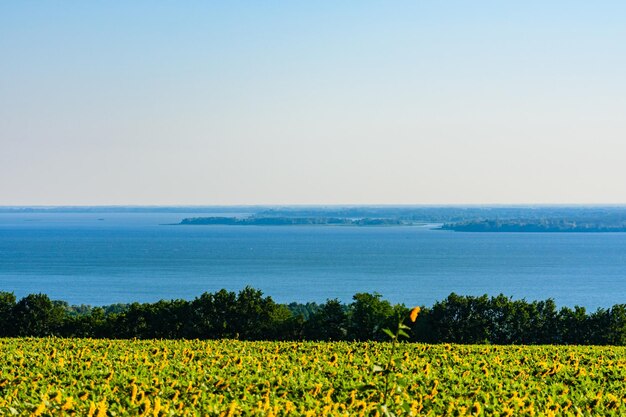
255;206;626;224
442;219;626;232
179;217;405;226
0;289;624;345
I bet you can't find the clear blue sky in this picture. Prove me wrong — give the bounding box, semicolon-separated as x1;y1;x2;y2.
1;1;625;205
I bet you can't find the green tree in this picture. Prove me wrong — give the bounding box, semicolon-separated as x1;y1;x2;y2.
0;291;16;336
12;294;65;337
305;299;348;340
348;293;395;341
234;286;290;340
144;299;190;339
559;306;589;344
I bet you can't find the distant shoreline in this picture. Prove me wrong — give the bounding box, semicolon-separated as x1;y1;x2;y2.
440;220;626;233
178;216;421;226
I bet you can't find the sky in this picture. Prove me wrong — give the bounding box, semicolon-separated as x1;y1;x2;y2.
1;1;625;205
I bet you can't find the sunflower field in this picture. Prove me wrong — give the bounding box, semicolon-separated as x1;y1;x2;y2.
0;338;624;416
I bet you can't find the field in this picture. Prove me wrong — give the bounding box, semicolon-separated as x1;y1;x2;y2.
0;339;624;416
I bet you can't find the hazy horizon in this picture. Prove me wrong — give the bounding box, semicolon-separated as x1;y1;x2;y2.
2;1;625;205
5;203;626;209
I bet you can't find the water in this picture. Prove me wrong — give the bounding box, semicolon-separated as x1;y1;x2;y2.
1;212;625;309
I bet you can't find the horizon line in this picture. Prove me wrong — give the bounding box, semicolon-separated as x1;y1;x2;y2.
3;203;626;208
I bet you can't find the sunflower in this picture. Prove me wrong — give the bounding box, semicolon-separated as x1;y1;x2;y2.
409;306;421;322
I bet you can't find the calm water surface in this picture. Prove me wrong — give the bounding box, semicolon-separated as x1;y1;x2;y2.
1;212;625;309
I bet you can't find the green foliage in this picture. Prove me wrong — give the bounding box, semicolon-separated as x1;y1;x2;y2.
376;316;415;416
0;292;16;336
348;293;396;341
286;301;319;320
305;299;348;341
11;294;65;337
0;339;624;416
0;290;625;345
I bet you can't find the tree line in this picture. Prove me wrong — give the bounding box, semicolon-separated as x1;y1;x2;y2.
0;289;624;345
179;216;404;226
441;218;626;232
